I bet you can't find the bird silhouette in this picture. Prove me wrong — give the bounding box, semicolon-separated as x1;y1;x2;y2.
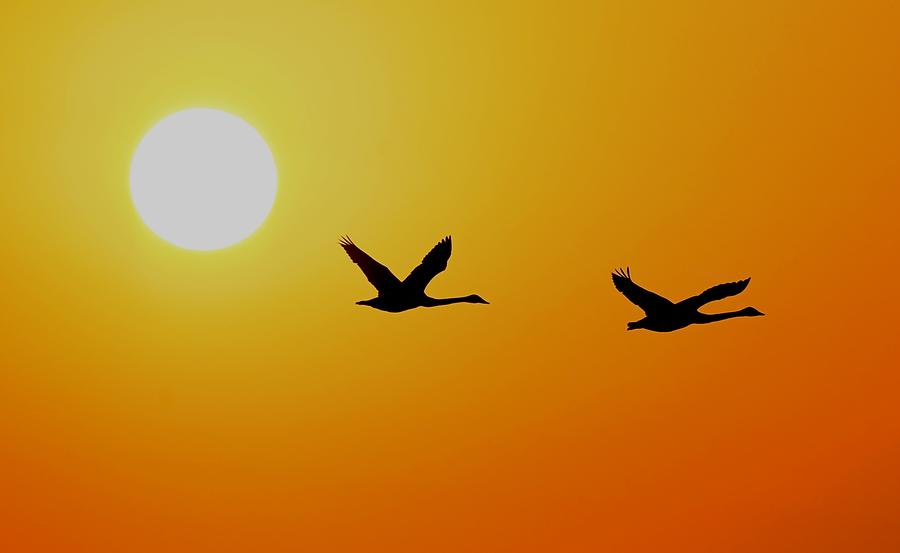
612;267;764;332
340;235;489;312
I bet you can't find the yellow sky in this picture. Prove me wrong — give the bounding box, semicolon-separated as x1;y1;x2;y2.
2;1;899;551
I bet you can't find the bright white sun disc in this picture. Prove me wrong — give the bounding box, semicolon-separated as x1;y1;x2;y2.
130;108;277;251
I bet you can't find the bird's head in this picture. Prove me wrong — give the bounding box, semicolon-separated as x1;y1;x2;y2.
626;320;643;331
741;307;765;317
467;294;490;304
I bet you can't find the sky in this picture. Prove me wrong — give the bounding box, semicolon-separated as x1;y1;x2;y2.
1;1;899;551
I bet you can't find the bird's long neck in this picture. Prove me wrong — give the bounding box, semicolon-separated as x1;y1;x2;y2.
423;295;475;307
695;310;752;324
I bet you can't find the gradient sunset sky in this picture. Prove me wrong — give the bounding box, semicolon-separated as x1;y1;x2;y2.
2;1;899;551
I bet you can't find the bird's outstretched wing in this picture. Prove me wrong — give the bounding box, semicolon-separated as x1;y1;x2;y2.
611;267;674;315
403;236;452;292
339;236;401;294
677;278;750;311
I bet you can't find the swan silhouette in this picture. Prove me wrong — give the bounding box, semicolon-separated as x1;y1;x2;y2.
340;236;489;312
612;267;764;332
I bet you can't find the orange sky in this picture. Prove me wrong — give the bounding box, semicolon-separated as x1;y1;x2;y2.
1;1;899;551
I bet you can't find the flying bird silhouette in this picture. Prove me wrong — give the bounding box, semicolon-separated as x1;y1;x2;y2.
612;267;764;332
340;236;489;312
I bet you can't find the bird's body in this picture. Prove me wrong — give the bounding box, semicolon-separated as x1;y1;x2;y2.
340;236;488;313
356;294;426;313
627;306;698;333
612;268;763;332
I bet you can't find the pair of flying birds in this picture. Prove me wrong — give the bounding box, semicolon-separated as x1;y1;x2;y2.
340;236;764;332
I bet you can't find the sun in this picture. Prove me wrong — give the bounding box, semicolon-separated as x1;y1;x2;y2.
130;108;277;251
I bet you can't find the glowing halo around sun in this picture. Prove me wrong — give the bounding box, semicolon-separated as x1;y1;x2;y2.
130;108;277;251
